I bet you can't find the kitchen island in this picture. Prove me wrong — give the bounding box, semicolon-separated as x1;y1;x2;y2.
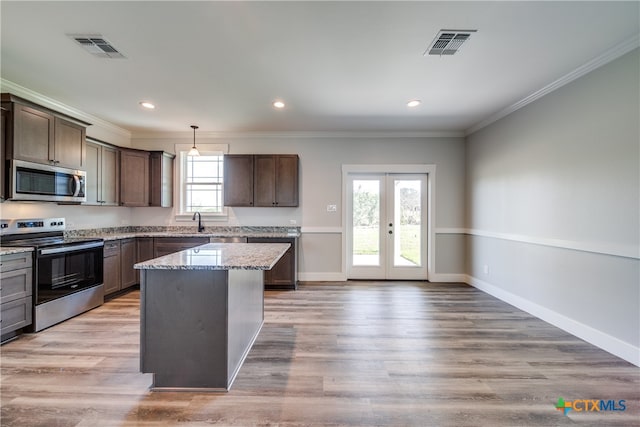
134;242;289;391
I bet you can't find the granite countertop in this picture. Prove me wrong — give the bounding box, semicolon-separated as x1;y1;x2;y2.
134;243;290;271
0;247;34;256
67;226;300;241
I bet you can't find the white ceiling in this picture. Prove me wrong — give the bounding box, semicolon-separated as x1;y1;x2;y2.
1;1;639;135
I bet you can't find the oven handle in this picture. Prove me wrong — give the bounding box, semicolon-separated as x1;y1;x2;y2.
39;241;104;255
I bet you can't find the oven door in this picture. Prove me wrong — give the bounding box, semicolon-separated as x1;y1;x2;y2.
36;241;104;305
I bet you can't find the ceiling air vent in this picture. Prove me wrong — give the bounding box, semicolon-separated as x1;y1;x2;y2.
425;29;477;56
68;34;125;59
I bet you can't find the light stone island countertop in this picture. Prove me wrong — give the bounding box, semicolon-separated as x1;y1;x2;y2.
134;242;290;270
0;247;35;256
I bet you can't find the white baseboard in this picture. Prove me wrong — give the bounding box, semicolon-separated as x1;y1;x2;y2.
429;273;468;283
464;274;640;367
298;272;347;282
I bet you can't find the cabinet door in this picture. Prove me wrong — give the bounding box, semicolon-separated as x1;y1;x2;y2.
120;239;137;290
0;268;32;304
84;140;100;205
53;117;85;169
103;241;121;295
12;104;54;165
137;238;154;262
247;237;297;288
120;149;150;207
1;107;7;200
254;155;276;207
223;155;254;206
101;145;119;206
149;152;174;207
275;155;299;207
1;298;32;335
264;246;295;286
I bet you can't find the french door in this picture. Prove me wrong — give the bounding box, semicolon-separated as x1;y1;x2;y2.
347;173;427;280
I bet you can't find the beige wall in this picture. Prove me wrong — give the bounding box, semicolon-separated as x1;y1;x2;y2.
465;49;640;363
131;134;467;280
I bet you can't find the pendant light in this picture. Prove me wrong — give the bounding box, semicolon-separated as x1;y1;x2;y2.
188;125;200;156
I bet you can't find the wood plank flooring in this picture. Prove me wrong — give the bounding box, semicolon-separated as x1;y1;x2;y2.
1;281;638;426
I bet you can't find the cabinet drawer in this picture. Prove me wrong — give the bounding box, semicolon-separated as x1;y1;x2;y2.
1;297;32;335
103;240;121;257
0;267;32;304
0;252;33;273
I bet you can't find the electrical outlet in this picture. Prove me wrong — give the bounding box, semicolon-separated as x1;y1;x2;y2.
327;204;337;212
483;265;490;275
289;219;297;225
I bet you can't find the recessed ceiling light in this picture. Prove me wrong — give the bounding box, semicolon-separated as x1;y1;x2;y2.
139;101;155;109
273;100;285;109
407;99;421;108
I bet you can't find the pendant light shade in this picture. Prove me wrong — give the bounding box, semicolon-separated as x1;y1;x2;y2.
188;125;200;156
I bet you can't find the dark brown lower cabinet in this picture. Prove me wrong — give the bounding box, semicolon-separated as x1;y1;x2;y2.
120;239;137;290
103;240;121;295
0;252;33;341
152;237;209;258
247;237;297;290
136;237;154;283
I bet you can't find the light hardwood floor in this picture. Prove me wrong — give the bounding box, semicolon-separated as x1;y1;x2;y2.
1;281;638;426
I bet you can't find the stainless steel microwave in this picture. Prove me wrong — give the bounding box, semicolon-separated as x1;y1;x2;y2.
9;159;87;203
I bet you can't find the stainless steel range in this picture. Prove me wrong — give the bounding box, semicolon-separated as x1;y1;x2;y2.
0;218;104;332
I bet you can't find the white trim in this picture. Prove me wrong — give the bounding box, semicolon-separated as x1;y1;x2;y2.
0;79;131;139
465;275;640;367
429;273;467;283
174;214;228;223
174;144;229;220
465;34;640;136
133;130;464;139
341;164;436;281
435;227;467;235
300;226;343;234
298;272;347;282
432;227;638;260
465;228;638;260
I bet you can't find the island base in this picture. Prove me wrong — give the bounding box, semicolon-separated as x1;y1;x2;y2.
140;268;264;391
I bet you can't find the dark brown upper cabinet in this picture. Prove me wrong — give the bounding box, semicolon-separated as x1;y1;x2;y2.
85;138;119;206
1;93;88;170
149;151;175;207
119;149;150;207
224;154;298;207
254;155;299;207
223;154;255;206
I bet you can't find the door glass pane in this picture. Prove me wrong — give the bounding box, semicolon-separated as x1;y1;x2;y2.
394;180;421;267
352;180;380;266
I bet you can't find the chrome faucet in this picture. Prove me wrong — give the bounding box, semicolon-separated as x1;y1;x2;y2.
192;211;205;232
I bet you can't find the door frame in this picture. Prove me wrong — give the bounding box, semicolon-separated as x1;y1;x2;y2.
342;164;436;281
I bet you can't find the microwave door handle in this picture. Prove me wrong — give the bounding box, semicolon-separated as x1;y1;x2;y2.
72;175;81;197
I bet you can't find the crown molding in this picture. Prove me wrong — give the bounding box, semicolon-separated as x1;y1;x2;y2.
0;79;132;139
465;34;640;136
131;130;464;140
